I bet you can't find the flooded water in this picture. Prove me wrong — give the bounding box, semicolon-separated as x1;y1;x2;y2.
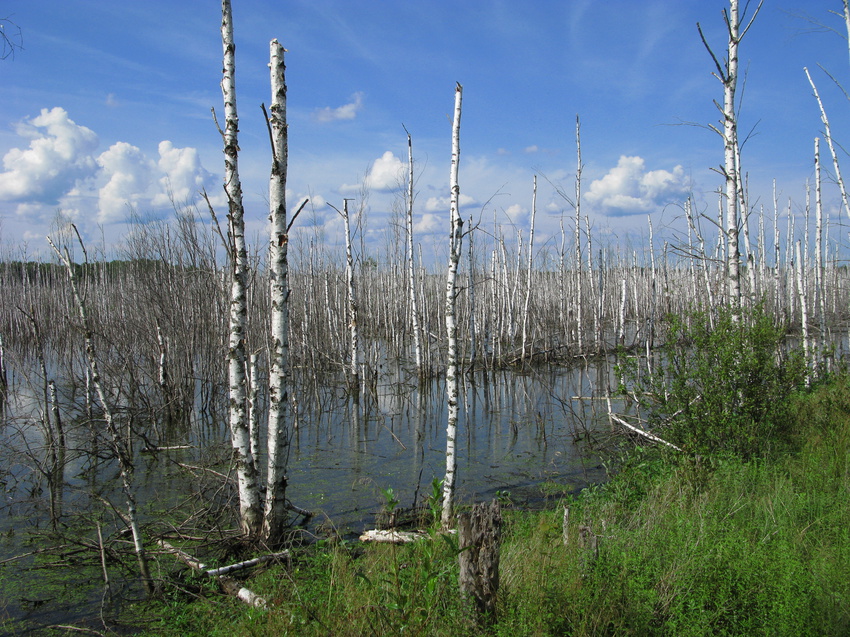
0;360;614;633
285;365;612;530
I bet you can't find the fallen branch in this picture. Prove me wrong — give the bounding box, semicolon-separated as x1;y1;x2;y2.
205;551;289;577
608;413;683;452
359;528;457;543
176;463;232;482
286;501;313;520
156;539;274;608
141;445;192;453
0;545;74;566
48;625;105;636
157;539;208;571
359;529;428;543
219;576;267;608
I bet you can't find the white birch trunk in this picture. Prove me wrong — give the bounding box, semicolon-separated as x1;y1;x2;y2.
264;39;290;544
814;137;827;349
805;68;850;219
699;0;762;315
0;332;7;403
617;277;627;347
47;235;153;595
647;216;656;349
585;217;599;352
247;352;259;462
156;323;168;402
521;176;536;363
723;2;742;311
404;129;423;375
220;0;261;536
795;241;811;386
574;117;584;353
340;198;360;391
442;83;463;529
468;215;477;369
685;198;715;319
787;204;796;319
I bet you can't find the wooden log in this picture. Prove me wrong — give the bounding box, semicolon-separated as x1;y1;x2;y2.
155;539;272;608
358;529;426;544
157;539;208;571
204;551;289;577
458;500;501;622
608;413;683;452
286;501;314;520
219;576;267;609
140;445;192;453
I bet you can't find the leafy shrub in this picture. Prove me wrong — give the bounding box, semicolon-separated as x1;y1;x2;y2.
623;305;806;459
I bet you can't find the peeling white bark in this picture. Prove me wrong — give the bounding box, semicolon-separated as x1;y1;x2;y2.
264;38;290;543
221;0;261;536
342;198;360;391
442;83;463;530
698;0;763;316
521;176;536;363
404;128;423;375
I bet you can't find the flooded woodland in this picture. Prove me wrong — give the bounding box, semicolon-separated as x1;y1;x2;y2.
1;197;849;630
2;0;850;632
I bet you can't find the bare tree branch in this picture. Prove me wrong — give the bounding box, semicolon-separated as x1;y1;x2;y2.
0;17;23;61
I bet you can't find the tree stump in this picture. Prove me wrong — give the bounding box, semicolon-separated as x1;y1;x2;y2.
458;499;501;622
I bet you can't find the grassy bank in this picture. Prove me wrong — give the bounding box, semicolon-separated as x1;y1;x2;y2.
132;367;849;636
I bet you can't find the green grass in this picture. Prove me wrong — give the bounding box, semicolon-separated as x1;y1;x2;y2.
134;373;850;636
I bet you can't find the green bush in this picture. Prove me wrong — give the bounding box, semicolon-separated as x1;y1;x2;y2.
623;306;806;460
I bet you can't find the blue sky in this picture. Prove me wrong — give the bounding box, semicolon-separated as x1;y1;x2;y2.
2;1;849;263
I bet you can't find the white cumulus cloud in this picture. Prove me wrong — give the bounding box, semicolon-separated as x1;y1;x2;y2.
0;107;99;203
365;151;404;192
504;203;527;225
97;142;156;223
341;151;405;193
586;155;690;216
424;193;477;213
0;108;218;225
153;141;214;207
413;212;444;235
313;92;364;123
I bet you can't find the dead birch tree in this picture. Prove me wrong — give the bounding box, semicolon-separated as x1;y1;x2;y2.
343;198;360;391
263;38;290;544
220;0;261;536
814;137;827;345
574;117;584;352
795;241;811;385
698;0;763;315
804;67;850;219
403;126;424;376
327;198;360;392
442;83;463;529
521;176;536;363
47;232;153;595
